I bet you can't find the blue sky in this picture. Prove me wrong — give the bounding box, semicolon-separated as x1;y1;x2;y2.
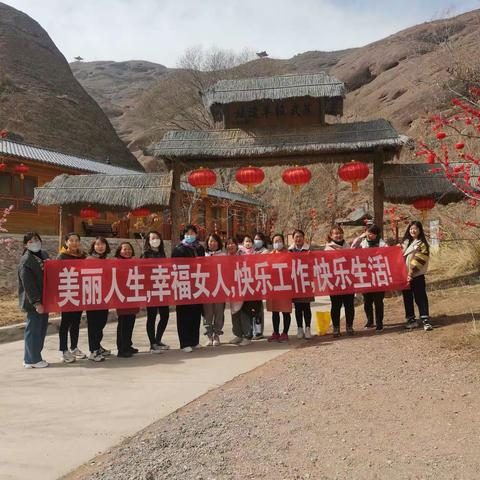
4;0;480;66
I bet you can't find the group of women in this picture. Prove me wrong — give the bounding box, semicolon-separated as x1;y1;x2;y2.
18;221;432;369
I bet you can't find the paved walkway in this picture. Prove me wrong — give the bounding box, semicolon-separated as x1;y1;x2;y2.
0;300;330;480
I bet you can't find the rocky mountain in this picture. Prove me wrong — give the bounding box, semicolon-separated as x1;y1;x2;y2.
0;2;142;171
70;9;480;170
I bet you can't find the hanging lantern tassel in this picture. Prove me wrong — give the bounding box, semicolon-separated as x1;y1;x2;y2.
338;160;369;192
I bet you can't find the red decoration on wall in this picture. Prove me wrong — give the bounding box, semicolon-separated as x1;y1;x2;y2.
281;166;312;192
235;166;265;193
130;207;151;217
14;163;29;180
80;206;100;226
338;160;369;192
0;162;7;172
188;167;217;197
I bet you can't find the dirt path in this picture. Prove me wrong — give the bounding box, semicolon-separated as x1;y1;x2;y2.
66;286;480;480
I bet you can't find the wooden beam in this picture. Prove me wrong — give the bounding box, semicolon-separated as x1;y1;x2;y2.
170;161;183;252
373;151;385;236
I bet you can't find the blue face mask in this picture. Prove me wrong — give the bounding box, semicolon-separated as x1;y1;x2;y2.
254;239;263;249
184;234;196;244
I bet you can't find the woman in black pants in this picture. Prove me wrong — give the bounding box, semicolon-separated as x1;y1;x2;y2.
352;224;387;333
57;232;87;363
171;225;205;353
115;242;140;358
325;225;355;337
141;231;170;353
85;237;112;362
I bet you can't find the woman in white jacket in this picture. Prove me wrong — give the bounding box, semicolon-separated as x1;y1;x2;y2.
203;234;226;346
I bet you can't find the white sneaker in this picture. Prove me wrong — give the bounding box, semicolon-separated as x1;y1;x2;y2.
150;344;164;354
204;336;213;347
239;338;251;346
193;344;201;349
157;342;170;350
88;350;105;362
304;327;312;339
297;327;304;339
212;334;220;347
24;360;49;369
71;348;86;359
61;350;76;363
229;336;242;344
98;346;111;356
182;346;193;353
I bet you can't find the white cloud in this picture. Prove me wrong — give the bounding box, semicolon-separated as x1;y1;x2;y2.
4;0;480;66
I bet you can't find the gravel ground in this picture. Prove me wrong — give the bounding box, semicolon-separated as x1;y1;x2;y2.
65;288;480;480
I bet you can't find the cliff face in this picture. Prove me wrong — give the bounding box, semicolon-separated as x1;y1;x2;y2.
0;2;142;170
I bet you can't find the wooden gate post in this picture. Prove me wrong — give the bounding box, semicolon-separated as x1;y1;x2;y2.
373;151;385;236
170;161;183;250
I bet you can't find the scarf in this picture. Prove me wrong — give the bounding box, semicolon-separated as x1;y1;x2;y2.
332;239;345;246
366;238;380;248
181;238;201;250
239;245;255;255
60;246;85;258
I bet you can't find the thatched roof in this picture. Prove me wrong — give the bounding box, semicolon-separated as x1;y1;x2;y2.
150;120;403;167
33;172;262;208
203;73;345;116
383;163;468;204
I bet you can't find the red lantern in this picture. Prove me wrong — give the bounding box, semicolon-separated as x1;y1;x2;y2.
14;163;29;180
80;206;100;226
281;166;312;192
0;162;6;172
338;160;369;192
0;129;8;138
188;167;217;198
235;166;265;193
413;197;435;222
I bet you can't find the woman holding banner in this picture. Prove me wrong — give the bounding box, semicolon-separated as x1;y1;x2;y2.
141;231;170;353
325;225;355;338
18;232;50;368
115;242;140;358
352;224;387;332
57;232;87;363
171;225;205;353
267;234;292;342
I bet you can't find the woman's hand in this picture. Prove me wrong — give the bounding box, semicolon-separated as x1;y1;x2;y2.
35;303;45;314
407;275;412;283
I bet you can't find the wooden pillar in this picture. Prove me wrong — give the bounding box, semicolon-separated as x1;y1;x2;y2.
373;151;385;236
58;205;71;251
170;161;183;248
319;98;326;126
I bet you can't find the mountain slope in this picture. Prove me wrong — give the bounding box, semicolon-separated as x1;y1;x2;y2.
0;2;142;170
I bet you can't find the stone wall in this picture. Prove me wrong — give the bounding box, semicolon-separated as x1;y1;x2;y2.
0;235;173;294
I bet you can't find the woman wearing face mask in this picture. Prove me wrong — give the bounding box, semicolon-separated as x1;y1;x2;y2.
171;225;206;353
57;232;87;363
352;224;387;332
267;234;292;342
115;242;140;358
203;233;226;346
239;234;265;340
289;229;314;339
85;237;112;362
325;225;355;338
18;232;50;368
141;231;170;354
401;221;433;331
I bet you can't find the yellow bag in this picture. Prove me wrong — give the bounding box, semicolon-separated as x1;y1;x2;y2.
315;311;331;336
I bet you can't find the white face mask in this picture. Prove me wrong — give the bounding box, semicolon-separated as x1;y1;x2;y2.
273;242;284;250
27;241;42;253
150;239;161;248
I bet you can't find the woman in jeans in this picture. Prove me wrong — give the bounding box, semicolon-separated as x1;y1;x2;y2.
57;232;87;363
18;232;50;368
141;231;170;353
85;237;111;362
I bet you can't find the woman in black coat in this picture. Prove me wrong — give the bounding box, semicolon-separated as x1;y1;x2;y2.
171;224;205;352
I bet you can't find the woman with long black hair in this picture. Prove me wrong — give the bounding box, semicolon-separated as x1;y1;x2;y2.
18;232;50;368
141;230;170;353
171;224;205;352
401;221;432;331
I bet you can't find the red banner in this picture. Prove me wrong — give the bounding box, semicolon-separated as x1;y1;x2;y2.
42;247;408;313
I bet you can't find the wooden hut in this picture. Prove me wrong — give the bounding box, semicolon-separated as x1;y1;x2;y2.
33;172;263;242
148;73;406;237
